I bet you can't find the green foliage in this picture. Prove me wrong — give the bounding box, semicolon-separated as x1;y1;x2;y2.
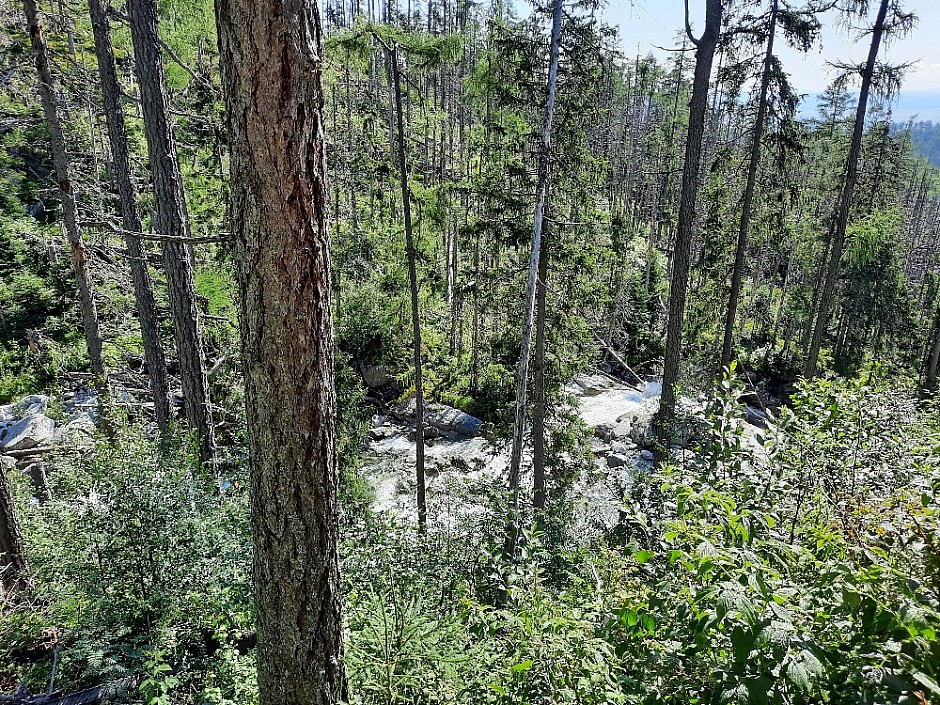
195;264;239;354
8;425;254;699
4;371;940;705
605;373;940;704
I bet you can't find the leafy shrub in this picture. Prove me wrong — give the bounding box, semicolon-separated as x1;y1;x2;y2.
11;425;254;701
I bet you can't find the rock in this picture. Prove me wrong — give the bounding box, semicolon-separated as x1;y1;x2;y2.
55;411;97;444
630;420;653;447
610;440;635;455
64;387;98;417
606;453;629;468
13;394;50;417
610;420;633;441
640;449;654;462
427;404;482;438
745;406;769;429
393;398;482;439
23;462;52;501
368;425;399;442
571;373;613;397
407;424;440;442
360;364;393;389
739;392;763;408
391;397;418;423
0;455;14;471
0;412;55;451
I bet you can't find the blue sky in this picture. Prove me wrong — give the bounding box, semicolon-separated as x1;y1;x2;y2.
601;1;940;120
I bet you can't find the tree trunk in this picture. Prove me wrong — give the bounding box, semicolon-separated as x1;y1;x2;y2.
344;63;359;236
88;0;170;430
804;0;889;379
471;227;481;393
770;253;791;351
657;0;722;439
24;0;107;390
532;236;548;512
925;304;940;390
720;0;777;369
215;0;346;703
505;0;563;559
389;44;427;531
0;464;29;594
127;0;215;461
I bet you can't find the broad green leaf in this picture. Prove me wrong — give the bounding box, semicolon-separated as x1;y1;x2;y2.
510;660;534;673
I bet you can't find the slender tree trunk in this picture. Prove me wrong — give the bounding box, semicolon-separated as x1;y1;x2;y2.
345;63;359;235
926;305;940;390
448;225;459;356
471;228;481;393
215;1;345;703
24;0;107;390
0;465;29;594
505;0;563;558
389;44;427;531
127;0;215;461
804;0;890;379
770;253;791;350
720;0;777;369
88;0;170;429
657;0;722;439
532;236;549;512
800;222;833;353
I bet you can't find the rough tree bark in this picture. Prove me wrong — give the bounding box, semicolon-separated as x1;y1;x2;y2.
656;0;722;440
88;0;170;429
505;0;563;559
804;0;889;379
720;0;777;369
126;0;215;461
23;0;107;389
215;0;346;703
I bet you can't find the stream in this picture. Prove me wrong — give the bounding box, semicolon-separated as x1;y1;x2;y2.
359;373;664;530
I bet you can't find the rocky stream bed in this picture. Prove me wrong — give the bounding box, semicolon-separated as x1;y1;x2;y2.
358;372;666;531
0;371;766;532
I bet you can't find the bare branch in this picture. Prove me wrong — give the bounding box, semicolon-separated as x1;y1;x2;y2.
80;220;230;243
685;0;701;46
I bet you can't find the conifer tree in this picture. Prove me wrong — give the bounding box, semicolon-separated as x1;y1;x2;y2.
215;0;346;702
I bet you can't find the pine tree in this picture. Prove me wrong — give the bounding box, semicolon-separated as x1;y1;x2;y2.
657;0;723;439
23;0;108;395
215;0;346;702
127;0;215;459
88;0;171;429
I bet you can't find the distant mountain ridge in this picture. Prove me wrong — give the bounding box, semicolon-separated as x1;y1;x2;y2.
892;120;940;167
800;90;940;123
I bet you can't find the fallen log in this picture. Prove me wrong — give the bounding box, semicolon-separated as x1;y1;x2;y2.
3;447;59;459
0;677;137;705
591;332;643;387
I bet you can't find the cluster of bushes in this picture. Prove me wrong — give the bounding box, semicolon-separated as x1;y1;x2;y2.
2;372;939;703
